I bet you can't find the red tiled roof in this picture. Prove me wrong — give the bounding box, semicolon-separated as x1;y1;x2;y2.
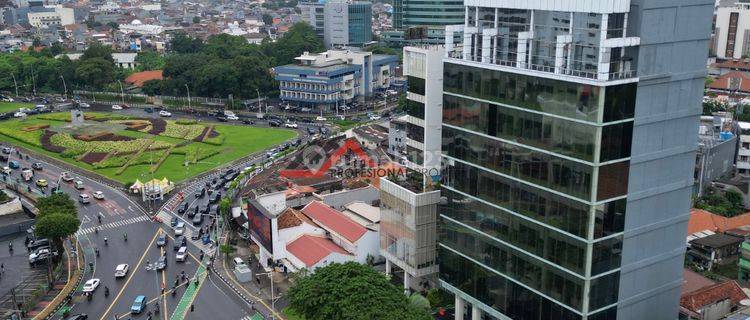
301;201;367;243
712;59;750;71
286;234;350;267
124;70;163;87
708;71;750;93
277;208;318;230
682;269;716;295
680;281;748;313
688;209;750;234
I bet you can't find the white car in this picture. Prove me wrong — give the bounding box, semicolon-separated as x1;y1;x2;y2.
2;167;10;175
13;112;26;118
227;115;239;121
369;115;381;121
61;171;73;182
79;103;90;108
111;105;122;110
315;116;327;121
115;264;129;278
174;222;185;236
28;248;51;261
176;246;188;262
82;278;100;292
284;122;298;128
159;110;172;117
92;191;104;200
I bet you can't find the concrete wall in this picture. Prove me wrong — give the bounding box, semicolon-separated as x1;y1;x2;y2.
318;186;379;210
616;0;714;319
0;197;23;217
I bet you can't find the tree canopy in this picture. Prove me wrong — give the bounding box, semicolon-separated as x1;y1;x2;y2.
695;190;745;218
287;262;431;320
34;193;79;243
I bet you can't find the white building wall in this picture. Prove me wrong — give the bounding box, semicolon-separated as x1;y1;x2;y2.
274;224;327;261
716;4;750;59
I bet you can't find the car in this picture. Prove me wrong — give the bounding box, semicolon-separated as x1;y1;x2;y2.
307;127;317;135
242;119;254;125
159;110;172;117
65;314;89;320
115;264;129;278
192;213;204;225
35;179;47;187
92;191;104;200
194;187;206;198
300;107;312;112
316;116;327;121
78;194;90;204
2;166;10;175
111;105;122;110
173;236;186;250
61;171;73;182
78;103;90;108
8;161;18;169
156;235;167;247
174;222;185;236
74;180;84;189
320;127;329;135
27;238;50;250
31;162;43;170
284;122;298;128
227;115;239;121
1;147;10;154
268;120;281;127
82;278;100;292
369;115;381;121
13;112;26;118
187;205;198;218
155;255;167;270
176;247;188;262
207;188;214;196
144;107;154;113
131;295;147;314
216;116;228;122
171;216;179;227
29;247;54;261
29;250;57;265
199;205;209;214
209;193;221;204
177;202;189;214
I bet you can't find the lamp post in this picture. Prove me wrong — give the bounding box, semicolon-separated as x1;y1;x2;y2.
117;80;124;105
255;89;261;113
256;271;277;320
59;75;67;100
10;73;18;97
185;84;191;110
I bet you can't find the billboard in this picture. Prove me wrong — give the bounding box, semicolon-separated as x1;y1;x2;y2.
247;200;273;253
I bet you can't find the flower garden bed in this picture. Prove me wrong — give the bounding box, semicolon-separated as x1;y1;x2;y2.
21;124;49;132
80;152;109;165
73;132;135;142
148;118;167;135
41;130;65;153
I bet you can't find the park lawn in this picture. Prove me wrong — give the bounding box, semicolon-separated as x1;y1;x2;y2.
0;102;34;113
0;114;297;184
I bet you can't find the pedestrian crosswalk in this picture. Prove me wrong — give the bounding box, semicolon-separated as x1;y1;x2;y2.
75;215;150;236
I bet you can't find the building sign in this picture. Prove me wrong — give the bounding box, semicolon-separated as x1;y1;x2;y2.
247;200;273;253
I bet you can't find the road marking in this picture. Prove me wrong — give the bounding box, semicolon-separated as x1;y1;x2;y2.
161;233;168;320
75;215;149;235
99;230;161;320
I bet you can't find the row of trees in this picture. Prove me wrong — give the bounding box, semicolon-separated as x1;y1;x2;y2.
142;22;323;99
0;22;323;100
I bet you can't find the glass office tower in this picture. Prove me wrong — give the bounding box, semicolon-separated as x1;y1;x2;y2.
437;1;713;319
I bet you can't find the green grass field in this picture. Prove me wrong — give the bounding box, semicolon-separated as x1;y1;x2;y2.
0;112;296;184
0;102;34;113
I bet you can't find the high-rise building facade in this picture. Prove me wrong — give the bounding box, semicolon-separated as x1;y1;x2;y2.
715;1;750;59
392;0;464;30
320;0;372;48
438;1;713;319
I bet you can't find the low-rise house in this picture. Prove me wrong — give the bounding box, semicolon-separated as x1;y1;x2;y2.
687;233;743;270
301;200;379;264
680;280;749;320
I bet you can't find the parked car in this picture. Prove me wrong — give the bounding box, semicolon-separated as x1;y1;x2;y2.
1;147;11;154
27;238;50;250
115;264;129;278
316;116;327;121
82;278;100;292
242;119;254;125
130;295;147;314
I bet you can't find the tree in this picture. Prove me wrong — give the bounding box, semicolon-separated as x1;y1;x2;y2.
192;16;200;24
136;51;166;71
75;57;115;89
81;42;114;63
287;262;431;320
35;213;79;244
170;33;204;54
695;189;745;217
268;22;324;65
141;79;163;95
36;193;76;216
106;22;119;30
262;13;274;26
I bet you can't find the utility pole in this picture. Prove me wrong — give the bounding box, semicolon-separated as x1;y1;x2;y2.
256;89;261;113
30;64;36;96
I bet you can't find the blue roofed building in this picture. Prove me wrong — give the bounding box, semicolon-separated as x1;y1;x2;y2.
274;49;397;107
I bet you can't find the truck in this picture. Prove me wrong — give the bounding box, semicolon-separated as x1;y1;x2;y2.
21;168;33;181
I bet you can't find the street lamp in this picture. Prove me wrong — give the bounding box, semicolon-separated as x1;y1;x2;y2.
256;271;278;320
185;84;191;110
256;89;261;113
10;73;18;97
117;80;125;105
59;75;67;100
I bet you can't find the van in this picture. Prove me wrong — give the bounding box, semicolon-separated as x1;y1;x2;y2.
78;194;90;204
233;257;246;268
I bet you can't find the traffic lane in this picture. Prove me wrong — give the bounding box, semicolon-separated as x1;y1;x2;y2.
65;221;160;320
186;275;250;320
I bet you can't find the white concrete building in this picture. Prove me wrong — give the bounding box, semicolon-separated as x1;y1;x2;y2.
738;121;750;176
119;19;163;36
28;6;74;28
300;201;380;264
112;53;137;69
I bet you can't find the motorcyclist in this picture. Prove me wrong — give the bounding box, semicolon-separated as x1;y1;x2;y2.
123;233;127;241
95;248;100;257
104;286;109;297
103;237;108;245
